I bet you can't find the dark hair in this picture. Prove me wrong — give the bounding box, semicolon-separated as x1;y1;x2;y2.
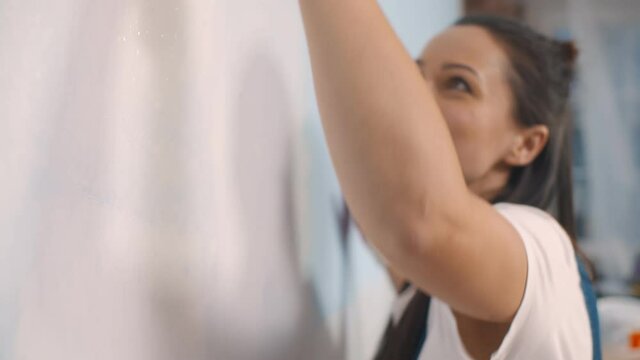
455;15;579;241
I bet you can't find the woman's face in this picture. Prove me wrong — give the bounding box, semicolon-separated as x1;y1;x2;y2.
417;25;523;198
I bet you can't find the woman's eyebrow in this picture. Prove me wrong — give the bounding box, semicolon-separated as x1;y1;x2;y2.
441;62;478;77
415;59;479;79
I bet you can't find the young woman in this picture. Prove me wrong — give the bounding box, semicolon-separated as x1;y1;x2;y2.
298;1;600;359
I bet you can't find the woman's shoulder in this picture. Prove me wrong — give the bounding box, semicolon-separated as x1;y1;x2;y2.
491;202;583;319
484;203;591;358
491;202;580;315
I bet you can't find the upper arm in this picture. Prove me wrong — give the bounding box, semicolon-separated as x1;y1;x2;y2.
394;194;528;323
297;0;527;324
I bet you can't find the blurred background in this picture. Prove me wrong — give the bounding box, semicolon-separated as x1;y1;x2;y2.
1;0;639;359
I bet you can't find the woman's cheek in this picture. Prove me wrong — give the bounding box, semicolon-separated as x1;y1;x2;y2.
438;100;477;140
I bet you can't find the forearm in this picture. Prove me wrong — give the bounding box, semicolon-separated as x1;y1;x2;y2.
299;0;468;260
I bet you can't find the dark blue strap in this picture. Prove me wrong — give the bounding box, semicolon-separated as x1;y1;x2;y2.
413;295;430;360
373;287;431;360
577;257;602;360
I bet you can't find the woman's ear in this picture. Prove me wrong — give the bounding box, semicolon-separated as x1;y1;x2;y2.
504;125;549;166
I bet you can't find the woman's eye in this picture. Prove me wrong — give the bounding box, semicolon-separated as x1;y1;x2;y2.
446;76;472;93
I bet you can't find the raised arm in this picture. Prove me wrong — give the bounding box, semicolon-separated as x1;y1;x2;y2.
299;0;526;322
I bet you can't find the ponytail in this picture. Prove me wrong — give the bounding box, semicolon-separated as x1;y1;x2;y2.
556;40;579;241
556;111;576;241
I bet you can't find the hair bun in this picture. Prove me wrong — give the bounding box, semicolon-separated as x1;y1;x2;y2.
560;41;579;66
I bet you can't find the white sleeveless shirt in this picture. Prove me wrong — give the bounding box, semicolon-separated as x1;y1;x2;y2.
390;203;592;359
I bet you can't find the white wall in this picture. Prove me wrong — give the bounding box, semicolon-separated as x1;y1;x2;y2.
0;0;459;359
